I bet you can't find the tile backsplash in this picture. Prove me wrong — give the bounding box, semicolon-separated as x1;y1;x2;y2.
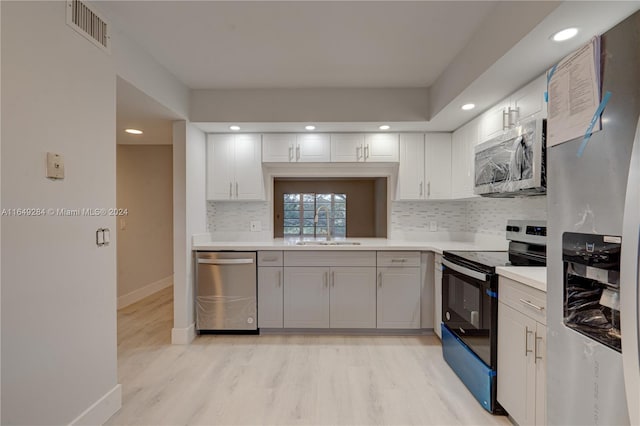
207;196;547;239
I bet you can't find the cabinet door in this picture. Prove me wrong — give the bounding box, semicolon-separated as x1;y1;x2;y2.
497;302;537;426
434;255;443;338
425;133;452;199
330;133;365;162
330;267;376;328
258;267;283;328
262;134;294;162
295;134;330;162
233;134;264;200
397;133;425;200
364;133;399;162
535;322;546;426
512;75;546;123
284;267;330;327
479;99;509;144
377;267;420;329
206;134;234;200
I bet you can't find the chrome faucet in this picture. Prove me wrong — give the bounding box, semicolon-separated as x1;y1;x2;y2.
314;206;332;241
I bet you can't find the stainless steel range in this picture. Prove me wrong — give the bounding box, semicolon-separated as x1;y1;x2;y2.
441;220;547;414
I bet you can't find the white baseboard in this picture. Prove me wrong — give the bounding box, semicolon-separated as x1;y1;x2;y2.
69;384;121;426
172;323;196;344
117;275;173;309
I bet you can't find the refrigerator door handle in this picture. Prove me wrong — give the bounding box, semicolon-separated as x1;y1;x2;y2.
621;114;640;426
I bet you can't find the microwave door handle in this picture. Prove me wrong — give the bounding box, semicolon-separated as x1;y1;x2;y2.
442;259;488;282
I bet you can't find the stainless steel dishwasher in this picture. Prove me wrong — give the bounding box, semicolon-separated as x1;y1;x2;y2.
195;251;257;332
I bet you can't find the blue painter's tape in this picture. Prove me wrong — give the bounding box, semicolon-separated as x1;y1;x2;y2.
577;91;612;158
489;370;497;377
486;289;498;299
545;63;559;103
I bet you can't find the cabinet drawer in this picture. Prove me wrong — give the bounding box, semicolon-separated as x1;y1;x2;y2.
377;251;420;267
499;276;547;325
284;251;376;267
258;251;283;266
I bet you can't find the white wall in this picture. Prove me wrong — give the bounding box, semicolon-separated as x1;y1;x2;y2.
191;88;429;123
116;145;173;308
173;122;207;343
1;2;119;424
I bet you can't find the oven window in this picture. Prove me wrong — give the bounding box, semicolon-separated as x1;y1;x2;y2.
448;275;482;329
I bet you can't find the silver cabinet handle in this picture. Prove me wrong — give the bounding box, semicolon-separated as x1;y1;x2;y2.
324;271;328;288
525;326;533;356
391;258;407;263
288;145;293;161
503;108;509;130
296;144;300;161
364;144;369;159
277;270;282;288
262;256;278;262
378;272;382;288
356;145;362;160
235;182;239;197
427;182;431;197
535;332;543;363
419;182;423;196
509;106;519;126
331;271;335;287
198;258;254;265
229;182;232;198
519;299;545;311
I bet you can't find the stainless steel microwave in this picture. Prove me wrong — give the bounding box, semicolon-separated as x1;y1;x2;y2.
474;118;546;197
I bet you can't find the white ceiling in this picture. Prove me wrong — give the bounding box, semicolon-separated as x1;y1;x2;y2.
116;78;180;145
108;1;640;135
98;1;497;89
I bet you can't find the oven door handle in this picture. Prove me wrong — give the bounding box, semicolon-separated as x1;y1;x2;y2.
442;259;488;282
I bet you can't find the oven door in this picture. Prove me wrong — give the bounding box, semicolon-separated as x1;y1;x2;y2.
442;258;495;368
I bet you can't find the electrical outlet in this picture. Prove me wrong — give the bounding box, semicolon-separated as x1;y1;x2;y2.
46;152;64;179
429;221;437;231
250;221;261;232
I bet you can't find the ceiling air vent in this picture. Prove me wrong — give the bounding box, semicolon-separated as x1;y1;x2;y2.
66;0;111;53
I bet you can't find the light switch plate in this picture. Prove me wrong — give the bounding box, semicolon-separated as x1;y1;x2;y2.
429;221;437;231
46;152;64;179
250;221;262;232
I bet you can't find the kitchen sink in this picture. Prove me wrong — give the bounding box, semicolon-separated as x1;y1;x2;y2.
295;241;362;246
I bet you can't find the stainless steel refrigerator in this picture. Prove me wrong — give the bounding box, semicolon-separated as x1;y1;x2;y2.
547;11;640;425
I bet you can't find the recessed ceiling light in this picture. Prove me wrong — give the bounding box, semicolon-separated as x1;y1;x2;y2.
461;103;475;111
552;28;578;42
379;125;390;130
305;125;316;131
125;128;143;135
229;125;241;131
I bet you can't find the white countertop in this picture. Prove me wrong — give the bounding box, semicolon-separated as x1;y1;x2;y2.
192;238;508;255
496;266;547;292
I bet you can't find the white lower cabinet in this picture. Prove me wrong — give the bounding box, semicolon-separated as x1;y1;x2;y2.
283;267;330;328
329;267;376;328
376;252;421;329
433;253;443;338
497;276;546;425
257;267;283;328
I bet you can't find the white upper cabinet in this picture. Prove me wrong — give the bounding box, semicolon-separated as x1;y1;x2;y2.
207;134;264;201
364;133;399;162
330;133;366;162
511;74;547;123
397;134;425;200
262;133;330;162
262;134;296;162
295;134;331;162
451;120;479;199
425;133;452;199
478;74;547;144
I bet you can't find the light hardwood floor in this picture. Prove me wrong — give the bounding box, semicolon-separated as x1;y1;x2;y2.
108;286;511;426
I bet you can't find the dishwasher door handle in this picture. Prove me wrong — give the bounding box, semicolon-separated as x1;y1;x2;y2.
198;258;255;265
